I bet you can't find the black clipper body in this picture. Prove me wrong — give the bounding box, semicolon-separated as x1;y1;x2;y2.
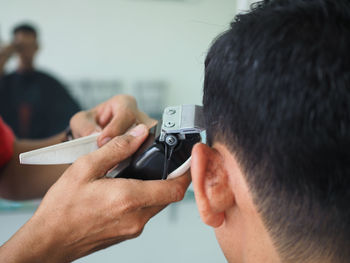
107;105;205;180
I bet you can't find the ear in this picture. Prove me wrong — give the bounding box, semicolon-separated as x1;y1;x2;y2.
191;143;235;228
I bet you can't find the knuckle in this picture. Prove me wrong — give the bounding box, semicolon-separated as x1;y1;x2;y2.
118;107;136;124
81;128;95;137
125;94;137;104
119;94;137;105
133;226;144;238
74;155;94;173
125;110;136;123
117;200;130;214
112;136;133;152
172;182;186;202
118;195;137;214
127;221;145;237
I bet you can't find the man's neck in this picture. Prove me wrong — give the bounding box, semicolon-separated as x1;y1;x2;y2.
18;61;34;73
217;204;281;263
215;142;281;263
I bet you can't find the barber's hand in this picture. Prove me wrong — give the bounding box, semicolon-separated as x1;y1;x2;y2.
70;94;157;147
1;124;190;263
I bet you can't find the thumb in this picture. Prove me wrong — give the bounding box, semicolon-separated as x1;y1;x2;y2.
78;124;149;180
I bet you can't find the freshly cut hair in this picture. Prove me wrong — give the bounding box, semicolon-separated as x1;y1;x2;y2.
203;0;350;262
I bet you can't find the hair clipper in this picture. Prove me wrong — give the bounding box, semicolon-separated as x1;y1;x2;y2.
106;105;205;180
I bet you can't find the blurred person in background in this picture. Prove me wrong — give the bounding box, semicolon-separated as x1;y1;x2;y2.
0;23;80;139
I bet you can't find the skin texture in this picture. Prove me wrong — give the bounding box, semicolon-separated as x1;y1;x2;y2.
0;95;190;262
191;142;280;263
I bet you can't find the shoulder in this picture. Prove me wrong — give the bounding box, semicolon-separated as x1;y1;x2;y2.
34;70;62;84
0;72;18;90
0;71;17;81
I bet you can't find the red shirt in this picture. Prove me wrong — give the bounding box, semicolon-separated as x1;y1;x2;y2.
0;116;15;168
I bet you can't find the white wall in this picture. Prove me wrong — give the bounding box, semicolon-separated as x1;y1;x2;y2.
0;0;238;109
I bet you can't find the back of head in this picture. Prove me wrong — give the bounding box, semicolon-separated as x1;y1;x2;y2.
12;23;37;38
203;0;350;262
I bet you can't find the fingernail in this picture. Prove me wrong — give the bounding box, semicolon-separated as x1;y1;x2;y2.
129;124;146;137
101;137;111;145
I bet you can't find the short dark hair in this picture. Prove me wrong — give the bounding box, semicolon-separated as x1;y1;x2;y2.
203;0;350;262
12;23;37;38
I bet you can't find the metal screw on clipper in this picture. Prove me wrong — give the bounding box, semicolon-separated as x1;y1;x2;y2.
166;108;176;115
165;135;178;146
165;121;175;128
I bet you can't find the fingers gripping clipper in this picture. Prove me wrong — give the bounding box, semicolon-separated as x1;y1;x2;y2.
107;105;205;180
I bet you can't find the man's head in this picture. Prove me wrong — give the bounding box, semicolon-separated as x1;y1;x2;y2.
12;23;39;71
191;0;350;262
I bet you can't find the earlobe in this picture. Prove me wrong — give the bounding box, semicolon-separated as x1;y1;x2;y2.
191;143;235;228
